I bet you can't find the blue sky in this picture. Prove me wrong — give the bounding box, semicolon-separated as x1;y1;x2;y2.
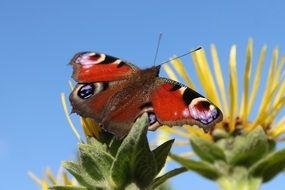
1;0;285;189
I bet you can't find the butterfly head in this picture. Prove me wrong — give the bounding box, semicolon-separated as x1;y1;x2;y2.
142;65;161;79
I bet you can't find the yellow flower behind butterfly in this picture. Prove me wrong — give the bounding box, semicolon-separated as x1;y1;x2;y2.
161;39;285;142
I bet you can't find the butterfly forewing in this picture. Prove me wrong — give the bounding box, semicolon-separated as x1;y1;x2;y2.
70;52;139;83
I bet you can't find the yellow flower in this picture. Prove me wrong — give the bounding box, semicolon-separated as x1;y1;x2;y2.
162;39;285;141
28;168;77;190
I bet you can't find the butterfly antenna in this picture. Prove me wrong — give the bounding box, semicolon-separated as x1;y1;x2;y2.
159;46;202;66
153;33;163;66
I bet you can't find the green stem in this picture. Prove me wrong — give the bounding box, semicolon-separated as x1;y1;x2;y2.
217;177;262;190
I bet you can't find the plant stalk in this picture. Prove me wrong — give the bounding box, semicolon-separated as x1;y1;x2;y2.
217;176;262;190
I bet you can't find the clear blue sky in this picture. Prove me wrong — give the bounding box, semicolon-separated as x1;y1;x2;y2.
1;0;285;189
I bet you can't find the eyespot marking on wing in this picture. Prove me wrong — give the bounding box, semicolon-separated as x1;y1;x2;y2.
76;82;109;100
188;97;219;124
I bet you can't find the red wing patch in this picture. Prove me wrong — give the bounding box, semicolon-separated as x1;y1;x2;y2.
152;83;191;121
70;52;138;82
151;79;223;131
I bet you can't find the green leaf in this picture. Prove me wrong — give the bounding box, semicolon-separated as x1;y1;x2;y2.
62;161;99;187
190;134;225;163
133;144;157;189
267;139;276;153
88;134;123;157
111;113;157;189
151;167;187;189
108;137;124;157
49;186;87;190
170;153;220;180
86;137;108;152
213;161;230;175
152;139;175;174
79;144;114;182
249;148;285;182
227;126;269;166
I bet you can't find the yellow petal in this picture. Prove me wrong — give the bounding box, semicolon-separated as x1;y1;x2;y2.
80;117;92;137
272;54;285;89
272;55;285;107
228;45;238;131
211;44;228;115
252;48;278;128
264;77;285;125
80;117;101;138
240;39;252;124
160;126;191;139
81;117;101;138
61;93;82;142
28;171;42;185
156;128;172;145
63;172;72;185
269;116;285;138
251;80;282;128
173;140;190;146
68;80;74;90
273;127;285;139
71;178;79;185
214;122;224;129
184;125;213;141
177;151;195;158
247;45;267;116
162;64;179;82
170;57;195;89
88;118;101;137
264;97;285;125
272;81;285;111
46;168;57;185
41;181;49;190
267;48;279;93
191;49;221;108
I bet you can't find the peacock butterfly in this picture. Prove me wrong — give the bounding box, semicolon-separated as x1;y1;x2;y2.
69;52;223;139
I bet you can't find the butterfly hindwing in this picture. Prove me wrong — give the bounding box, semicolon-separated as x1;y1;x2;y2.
151;78;223;132
70;80;134;123
70;52;139;83
99;91;152;139
69;79;152;139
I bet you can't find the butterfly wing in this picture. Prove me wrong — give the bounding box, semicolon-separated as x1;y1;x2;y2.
70;52;139;83
69;80;151;139
69;51;223;138
69;81;121;122
151;78;223;132
99;87;152;139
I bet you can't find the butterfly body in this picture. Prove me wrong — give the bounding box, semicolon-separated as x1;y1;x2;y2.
69;52;223;138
